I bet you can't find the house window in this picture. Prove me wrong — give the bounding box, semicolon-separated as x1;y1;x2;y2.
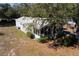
33;28;40;35
34;28;35;34
36;29;38;35
38;30;40;35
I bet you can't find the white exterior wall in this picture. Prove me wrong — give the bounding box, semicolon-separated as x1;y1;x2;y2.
15;17;32;33
15;17;48;39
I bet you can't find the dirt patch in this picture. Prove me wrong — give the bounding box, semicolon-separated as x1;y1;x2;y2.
0;26;79;56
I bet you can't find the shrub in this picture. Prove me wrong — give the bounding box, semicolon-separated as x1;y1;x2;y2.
37;35;48;43
27;32;35;39
63;39;71;47
57;34;77;47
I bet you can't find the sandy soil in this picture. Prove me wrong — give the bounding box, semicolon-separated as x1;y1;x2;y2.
0;26;79;56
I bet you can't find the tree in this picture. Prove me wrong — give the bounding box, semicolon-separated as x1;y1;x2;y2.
14;3;32;17
5;8;20;19
0;3;20;19
12;3;79;24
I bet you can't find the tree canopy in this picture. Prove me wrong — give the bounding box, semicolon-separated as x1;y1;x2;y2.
0;3;20;20
0;3;79;24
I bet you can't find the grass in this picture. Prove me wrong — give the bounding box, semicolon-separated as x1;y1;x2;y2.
15;29;27;38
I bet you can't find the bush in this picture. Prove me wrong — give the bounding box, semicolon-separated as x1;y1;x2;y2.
56;34;77;47
63;39;71;47
27;32;35;39
37;35;48;43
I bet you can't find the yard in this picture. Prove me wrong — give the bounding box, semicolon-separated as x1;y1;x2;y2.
0;25;79;56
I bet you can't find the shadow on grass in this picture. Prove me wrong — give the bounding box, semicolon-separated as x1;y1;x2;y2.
0;20;15;27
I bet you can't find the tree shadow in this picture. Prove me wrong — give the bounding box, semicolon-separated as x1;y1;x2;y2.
0;20;15;27
0;33;5;36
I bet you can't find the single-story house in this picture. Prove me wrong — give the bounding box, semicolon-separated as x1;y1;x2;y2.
15;16;77;39
15;16;50;39
15;16;33;33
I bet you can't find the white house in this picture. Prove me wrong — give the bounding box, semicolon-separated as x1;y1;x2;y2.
15;16;33;33
15;16;77;39
15;16;49;39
